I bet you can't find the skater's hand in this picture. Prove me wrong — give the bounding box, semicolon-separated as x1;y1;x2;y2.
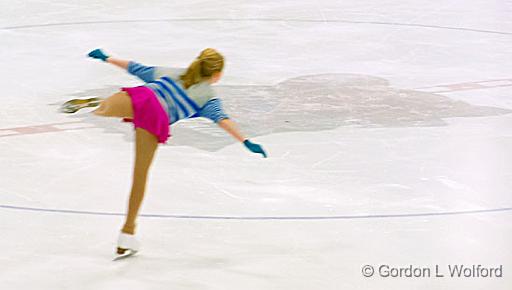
244;139;267;158
88;49;109;61
217;119;266;157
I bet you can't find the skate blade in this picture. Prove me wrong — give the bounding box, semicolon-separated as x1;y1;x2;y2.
113;249;138;261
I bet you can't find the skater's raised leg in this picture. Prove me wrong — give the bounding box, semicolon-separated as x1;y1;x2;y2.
94;91;133;118
61;90;134;116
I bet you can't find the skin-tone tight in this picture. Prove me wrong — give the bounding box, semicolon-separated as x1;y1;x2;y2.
94;91;158;235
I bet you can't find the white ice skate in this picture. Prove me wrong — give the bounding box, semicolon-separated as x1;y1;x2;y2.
60;97;102;113
113;232;140;261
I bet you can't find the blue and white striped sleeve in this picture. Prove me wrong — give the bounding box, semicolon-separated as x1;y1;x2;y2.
195;99;229;123
127;61;157;83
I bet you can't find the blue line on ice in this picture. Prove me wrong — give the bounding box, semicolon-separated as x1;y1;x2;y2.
1;204;511;220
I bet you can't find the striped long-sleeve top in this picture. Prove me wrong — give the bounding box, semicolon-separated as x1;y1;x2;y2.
127;61;229;125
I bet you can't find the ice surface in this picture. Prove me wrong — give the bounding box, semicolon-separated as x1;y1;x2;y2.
0;1;511;289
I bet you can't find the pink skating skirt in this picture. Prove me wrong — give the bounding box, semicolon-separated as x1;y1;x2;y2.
122;86;170;144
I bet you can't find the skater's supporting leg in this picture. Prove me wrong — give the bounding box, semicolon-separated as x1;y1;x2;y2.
121;128;158;235
94;91;134;118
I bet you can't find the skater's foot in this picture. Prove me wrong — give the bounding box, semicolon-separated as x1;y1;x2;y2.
61;97;102;113
116;232;140;254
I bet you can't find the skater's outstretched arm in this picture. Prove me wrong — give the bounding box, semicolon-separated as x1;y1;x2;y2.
218;118;245;142
88;48;128;69
87;49;156;82
218;119;267;158
194;99;267;158
107;57;130;70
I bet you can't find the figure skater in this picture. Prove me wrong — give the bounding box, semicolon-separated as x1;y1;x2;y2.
62;48;267;256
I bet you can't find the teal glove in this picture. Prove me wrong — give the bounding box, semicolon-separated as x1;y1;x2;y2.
243;139;267;158
88;49;109;61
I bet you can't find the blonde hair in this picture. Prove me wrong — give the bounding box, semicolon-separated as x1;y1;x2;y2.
180;48;224;89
